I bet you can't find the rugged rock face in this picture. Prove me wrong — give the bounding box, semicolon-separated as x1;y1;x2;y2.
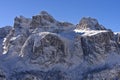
14;16;32;28
0;11;120;80
80;30;119;64
20;32;69;67
0;26;12;54
0;26;12;38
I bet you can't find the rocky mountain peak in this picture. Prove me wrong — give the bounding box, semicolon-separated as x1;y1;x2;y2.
40;11;50;15
30;11;56;28
77;17;106;30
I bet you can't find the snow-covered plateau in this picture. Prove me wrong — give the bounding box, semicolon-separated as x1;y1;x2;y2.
0;11;120;80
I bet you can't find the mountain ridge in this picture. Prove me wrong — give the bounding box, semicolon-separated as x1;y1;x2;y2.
0;11;120;80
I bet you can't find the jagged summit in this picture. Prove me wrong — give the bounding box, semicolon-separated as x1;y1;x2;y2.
0;11;120;80
14;15;32;28
13;11;75;34
76;17;106;30
31;11;56;28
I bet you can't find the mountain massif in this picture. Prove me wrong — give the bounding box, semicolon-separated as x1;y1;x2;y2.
0;11;120;80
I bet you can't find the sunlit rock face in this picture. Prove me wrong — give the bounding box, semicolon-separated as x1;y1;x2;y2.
76;17;106;30
0;11;120;80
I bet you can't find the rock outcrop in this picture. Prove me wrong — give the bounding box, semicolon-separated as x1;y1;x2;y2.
0;11;120;80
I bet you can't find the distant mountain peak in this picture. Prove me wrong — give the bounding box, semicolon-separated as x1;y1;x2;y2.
77;17;106;30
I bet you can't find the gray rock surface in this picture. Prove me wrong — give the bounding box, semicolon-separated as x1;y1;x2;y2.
0;11;120;80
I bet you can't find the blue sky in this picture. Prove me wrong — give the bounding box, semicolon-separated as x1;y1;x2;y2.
0;0;120;32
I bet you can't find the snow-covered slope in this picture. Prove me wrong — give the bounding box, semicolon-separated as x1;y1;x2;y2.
0;11;120;80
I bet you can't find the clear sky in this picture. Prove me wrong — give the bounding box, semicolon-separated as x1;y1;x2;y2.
0;0;120;32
